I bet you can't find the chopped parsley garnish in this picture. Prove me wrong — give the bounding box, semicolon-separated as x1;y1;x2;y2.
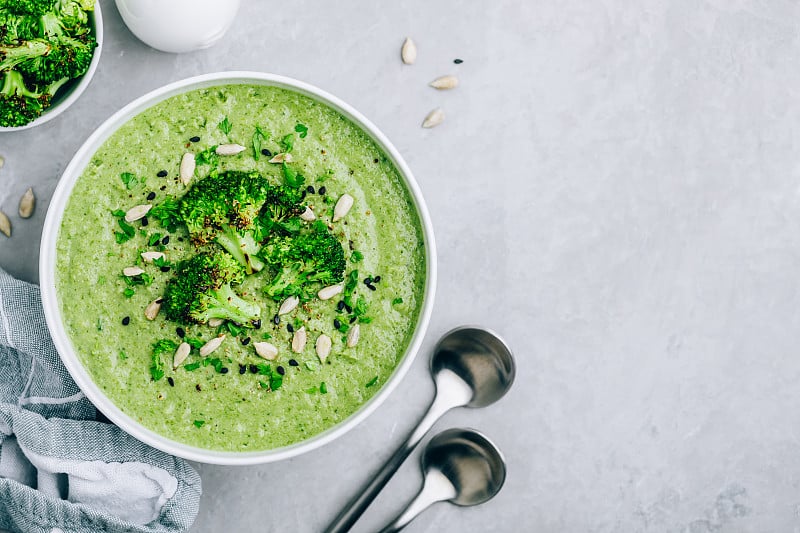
320;382;328;394
279;133;294;153
282;163;305;188
123;288;135;298
351;251;364;262
305;386;317;394
149;198;181;232
185;338;204;350
148;233;163;246
195;146;220;168
252;126;269;160
343;270;359;307
295;123;308;138
119;350;128;360
256;363;283;390
150;339;177;381
193;420;205;428
120;172;137;189
184;361;201;371
220;321;244;337
218;116;232;135
111;209;125;217
153;256;172;269
115;217;136;244
366;376;379;388
353;296;368;317
391;297;404;306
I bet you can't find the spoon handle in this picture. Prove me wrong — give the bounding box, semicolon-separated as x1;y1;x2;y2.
378;469;457;533
324;374;464;533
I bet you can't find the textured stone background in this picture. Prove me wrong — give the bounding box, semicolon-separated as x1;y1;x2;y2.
3;0;800;531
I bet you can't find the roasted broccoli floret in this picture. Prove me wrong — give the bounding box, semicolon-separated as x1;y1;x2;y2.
0;69;46;126
177;170;305;274
2;0;57;17
260;223;346;300
162;251;261;327
1;36;96;84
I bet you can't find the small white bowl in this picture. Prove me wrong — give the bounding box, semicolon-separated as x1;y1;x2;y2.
115;0;240;53
39;72;437;465
0;2;103;132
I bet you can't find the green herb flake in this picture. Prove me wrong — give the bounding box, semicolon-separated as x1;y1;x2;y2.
218;116;232;135
344;270;359;306
148;233;163;246
366;376;379;388
123;288;135;298
320;382;328;394
391;297;404;306
96;319;102;331
279;133;294;153
111;209;125;217
305;386;317;394
304;361;317;371
259;380;270;389
351;251;364;262
184;361;201;371
193;420;205;428
115;232;132;244
295;123;308;138
120;172;137;189
195;147;219;168
118;218;136;237
282;163;305;188
185;338;204;350
354;296;369;317
252;126;269;160
119;350;128;360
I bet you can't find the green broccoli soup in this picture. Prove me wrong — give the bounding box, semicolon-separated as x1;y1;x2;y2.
56;84;426;451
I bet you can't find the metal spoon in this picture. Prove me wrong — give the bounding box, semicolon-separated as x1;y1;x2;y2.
325;326;515;533
378;428;507;533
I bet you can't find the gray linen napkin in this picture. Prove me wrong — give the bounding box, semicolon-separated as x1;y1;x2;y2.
0;267;201;533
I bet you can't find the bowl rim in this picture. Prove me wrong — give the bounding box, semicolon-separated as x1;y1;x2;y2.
0;1;104;132
39;71;437;465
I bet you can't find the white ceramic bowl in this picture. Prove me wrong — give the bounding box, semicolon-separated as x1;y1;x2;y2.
0;2;103;132
40;72;437;465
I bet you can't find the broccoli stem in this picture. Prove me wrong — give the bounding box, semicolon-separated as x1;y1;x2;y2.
216;227;265;275
0;39;49;71
1;70;39;98
199;284;261;326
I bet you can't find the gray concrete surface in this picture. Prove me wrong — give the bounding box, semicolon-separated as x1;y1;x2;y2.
3;0;800;531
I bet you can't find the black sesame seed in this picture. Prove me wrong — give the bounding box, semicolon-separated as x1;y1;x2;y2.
344;304;353;314
373;275;381;283
176;327;185;338
287;324;294;333
366;283;377;291
261;148;272;157
373;158;379;164
141;217;149;227
177;237;184;242
249;364;258;374
318;186;327;195
239;364;247;374
350;316;357;324
160;185;167;191
160;266;171;272
196;384;202;391
337;301;345;311
167;377;175;387
150;238;160;246
252;319;262;329
220;367;229;374
121;316;130;326
306;185;315;194
189;136;201;143
289;359;299;367
146;191;156;201
276;366;285;375
161;236;170;245
273;315;280;325
241;337;251;346
363;277;373;285
454;58;463;64
334;318;342;329
157;170;168;178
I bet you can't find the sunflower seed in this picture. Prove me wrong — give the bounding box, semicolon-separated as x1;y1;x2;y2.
180;153;195;185
216;144;246;156
18;188;34;218
422;108;445;128
318;284;343;300
0;211;10;237
292;326;307;353
429;75;459;90
333;194;354;222
144;299;162;320
173;342;191;368
207;317;224;327
278;296;299;315
200;335;225;356
299;207;316;221
316;334;332;363
141;251;166;263
268;153;293;164
123;266;145;277
124;204;152;222
0;155;4;169
401;37;417;65
346;324;360;347
254;341;279;360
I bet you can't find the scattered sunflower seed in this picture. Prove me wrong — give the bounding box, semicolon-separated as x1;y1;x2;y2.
254;341;279;360
316;334;332;363
429;75;459;90
207;317;224;327
0;210;10;238
346;324;360;347
200;335;225;356
292;326;307;353
173;342;190;368
318;284;344;300
0;155;4;169
141;251;166;263
180;153;195;185
215;144;246;156
18;188;34;218
144;299;162;320
422;108;445;129
278;296;299;315
123;266;145;277
124;204;152;222
333;194;354;222
268;153;293;164
299;207;316;221
401;37;417;65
